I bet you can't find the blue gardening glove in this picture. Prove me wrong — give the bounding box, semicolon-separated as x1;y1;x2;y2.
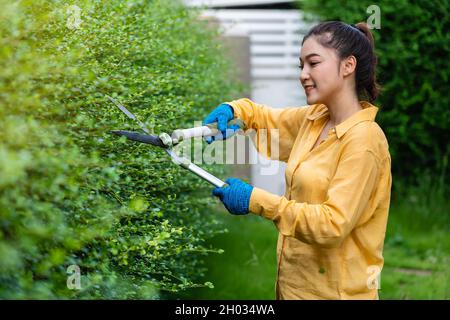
203;103;240;144
212;178;254;215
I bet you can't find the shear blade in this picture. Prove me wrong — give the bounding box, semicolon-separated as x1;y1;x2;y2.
111;130;166;148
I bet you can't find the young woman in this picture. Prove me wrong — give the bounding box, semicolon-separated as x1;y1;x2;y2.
204;21;392;300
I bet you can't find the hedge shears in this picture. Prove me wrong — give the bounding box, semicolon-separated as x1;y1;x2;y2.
108;95;244;188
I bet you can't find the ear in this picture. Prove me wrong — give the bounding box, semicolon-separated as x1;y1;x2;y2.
341;55;357;77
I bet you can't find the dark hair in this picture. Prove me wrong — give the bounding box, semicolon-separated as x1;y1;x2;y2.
302;21;381;102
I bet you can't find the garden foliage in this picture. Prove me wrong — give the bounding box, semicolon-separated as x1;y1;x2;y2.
0;0;241;298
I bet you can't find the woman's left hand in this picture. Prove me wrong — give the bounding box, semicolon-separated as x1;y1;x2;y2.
212;178;254;215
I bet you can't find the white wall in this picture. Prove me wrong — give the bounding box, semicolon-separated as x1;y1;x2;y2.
185;0;296;8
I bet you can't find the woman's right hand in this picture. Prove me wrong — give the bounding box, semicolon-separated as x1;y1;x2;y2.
203;103;240;144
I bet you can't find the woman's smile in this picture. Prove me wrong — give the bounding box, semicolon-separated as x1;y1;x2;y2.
304;85;316;94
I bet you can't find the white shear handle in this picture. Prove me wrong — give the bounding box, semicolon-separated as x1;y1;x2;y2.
171;119;245;144
165;149;226;188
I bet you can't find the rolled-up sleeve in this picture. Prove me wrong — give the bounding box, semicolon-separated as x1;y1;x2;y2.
249;149;380;248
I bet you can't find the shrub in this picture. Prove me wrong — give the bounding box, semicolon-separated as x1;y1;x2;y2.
0;0;241;298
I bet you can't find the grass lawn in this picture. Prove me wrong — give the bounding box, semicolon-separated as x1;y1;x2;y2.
182;211;278;300
380;200;450;299
184;191;450;300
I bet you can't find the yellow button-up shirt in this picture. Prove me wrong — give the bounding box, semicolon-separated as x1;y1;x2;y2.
227;98;392;300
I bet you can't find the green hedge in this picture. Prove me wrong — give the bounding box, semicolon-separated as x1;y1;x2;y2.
298;0;449;188
0;0;242;299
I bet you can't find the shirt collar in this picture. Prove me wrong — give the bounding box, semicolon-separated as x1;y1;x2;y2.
306;101;379;139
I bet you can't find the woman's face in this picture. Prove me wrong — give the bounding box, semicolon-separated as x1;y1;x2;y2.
299;36;344;105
